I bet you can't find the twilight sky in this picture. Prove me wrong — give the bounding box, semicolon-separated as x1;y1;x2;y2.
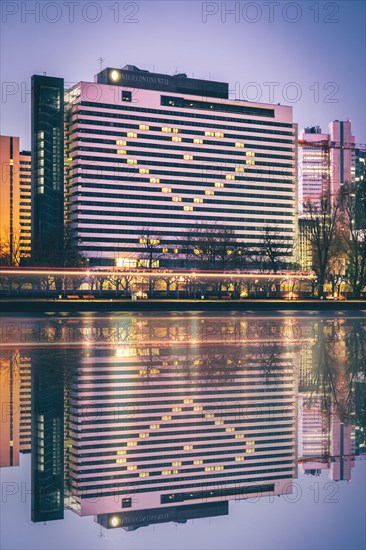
0;0;365;150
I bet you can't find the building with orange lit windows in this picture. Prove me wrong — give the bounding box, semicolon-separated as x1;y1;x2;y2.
0;136;31;263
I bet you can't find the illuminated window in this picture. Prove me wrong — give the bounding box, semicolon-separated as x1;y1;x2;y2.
183;445;193;450
172;469;179;474
162;470;172;475
246;160;255;165
235;434;244;439
235;142;245;148
150;424;160;429
215;465;224;470
205;131;215;137
173;407;181;412
139;124;149;130
214;132;224;137
162;248;169;253
172;128;179;133
215;420;224;425
127;159;137;164
162;415;171;421
139;472;149;477
194;459;203;465
194;406;203;411
139;433;149;438
235;456;244;461
172;136;181;142
246;151;255;157
172;461;181;467
184;206;193;211
139;168;150;174
117;150;126;154
127;465;137;471
117;450;126;455
127;441;137;447
205;190;214;195
235;167;244;173
116;458;126;463
174;248;179;254
184;399;193;404
194;198;203;203
226;427;235;432
194;138;203;144
214;182;224;187
172;196;182;202
150;178;160;183
194;249;201;255
183;155;193;160
127;132;137;138
205;413;214;419
139;238;147;244
226;174;235;180
162;187;172;193
116;140;126;146
162;127;172;132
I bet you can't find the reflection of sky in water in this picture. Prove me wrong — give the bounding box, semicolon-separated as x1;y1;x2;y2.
0;314;365;549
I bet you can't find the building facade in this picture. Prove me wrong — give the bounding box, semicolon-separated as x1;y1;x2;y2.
0;136;31;263
64;65;297;267
31;75;64;264
298;121;356;212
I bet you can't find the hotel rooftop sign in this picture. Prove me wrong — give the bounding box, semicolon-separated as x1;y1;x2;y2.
96;64;229;99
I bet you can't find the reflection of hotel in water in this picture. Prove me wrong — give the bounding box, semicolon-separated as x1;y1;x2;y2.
64;317;299;529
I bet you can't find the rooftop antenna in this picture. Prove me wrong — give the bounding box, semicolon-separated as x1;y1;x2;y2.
98;57;105;72
42;72;46;76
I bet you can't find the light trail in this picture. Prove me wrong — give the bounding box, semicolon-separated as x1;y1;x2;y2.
0;268;316;279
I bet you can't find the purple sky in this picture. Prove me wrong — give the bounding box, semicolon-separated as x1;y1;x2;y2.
0;0;365;150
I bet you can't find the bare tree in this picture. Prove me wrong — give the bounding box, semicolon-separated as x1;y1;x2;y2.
0;232;21;266
340;190;366;298
303;196;342;298
260;225;293;272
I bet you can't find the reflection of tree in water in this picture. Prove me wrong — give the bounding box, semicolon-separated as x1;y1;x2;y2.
311;319;366;425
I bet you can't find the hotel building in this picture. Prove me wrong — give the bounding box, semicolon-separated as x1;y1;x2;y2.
63;65;297;267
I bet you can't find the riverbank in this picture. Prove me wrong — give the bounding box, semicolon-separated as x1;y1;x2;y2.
0;298;365;313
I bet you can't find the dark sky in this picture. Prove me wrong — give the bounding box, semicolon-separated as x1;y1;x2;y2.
0;0;365;150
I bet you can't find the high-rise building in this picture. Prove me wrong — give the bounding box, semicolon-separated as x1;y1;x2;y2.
0;136;20;263
19;151;32;260
298;121;356;211
329;120;355;196
0;136;31;263
31;75;64;264
299;126;329;210
61;65;297;267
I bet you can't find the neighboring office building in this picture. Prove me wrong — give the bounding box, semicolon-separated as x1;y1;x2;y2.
0;136;31;263
299;126;329;211
355;149;366;229
60;65;297;267
31;75;64;264
298;121;356;211
19;150;32;260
